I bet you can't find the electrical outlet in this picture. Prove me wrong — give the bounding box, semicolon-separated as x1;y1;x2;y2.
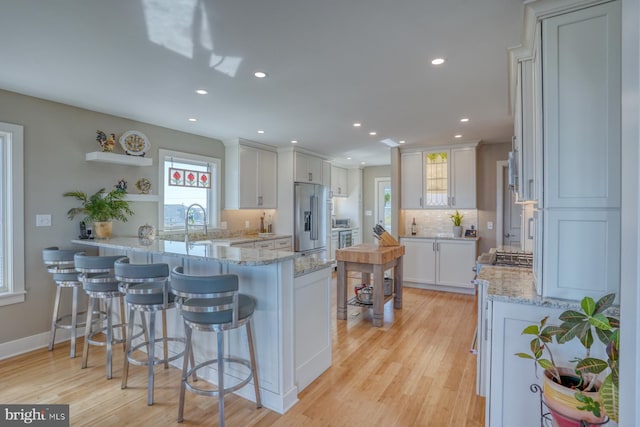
487;221;494;230
220;221;227;230
245;221;250;229
36;214;52;227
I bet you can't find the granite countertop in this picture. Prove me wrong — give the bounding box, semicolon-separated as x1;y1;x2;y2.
400;234;480;241
477;265;620;315
207;234;291;246
71;237;296;266
294;257;334;277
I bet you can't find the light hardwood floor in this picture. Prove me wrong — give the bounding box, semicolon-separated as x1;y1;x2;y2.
0;275;484;426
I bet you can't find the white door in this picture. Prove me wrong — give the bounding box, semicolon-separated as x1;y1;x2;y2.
375;177;392;234
503;166;522;248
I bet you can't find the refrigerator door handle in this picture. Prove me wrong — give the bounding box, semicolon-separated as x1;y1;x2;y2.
310;195;317;240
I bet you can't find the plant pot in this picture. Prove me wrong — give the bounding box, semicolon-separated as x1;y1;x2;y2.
93;221;113;239
543;368;605;427
452;225;463;237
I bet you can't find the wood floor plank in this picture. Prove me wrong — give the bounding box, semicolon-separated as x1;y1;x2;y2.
0;276;484;426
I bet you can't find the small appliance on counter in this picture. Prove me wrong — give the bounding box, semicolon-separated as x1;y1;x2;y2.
333;218;351;229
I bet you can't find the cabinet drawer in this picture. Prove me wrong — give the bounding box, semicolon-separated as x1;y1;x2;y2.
254;240;275;250
273;238;292;249
231;242;255;248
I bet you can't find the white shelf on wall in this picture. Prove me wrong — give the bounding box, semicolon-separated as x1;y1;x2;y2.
85;151;153;166
123;194;159;202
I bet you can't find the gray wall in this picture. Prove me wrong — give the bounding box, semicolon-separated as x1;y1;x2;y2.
362;165;391;244
477;142;511;253
0;89;225;344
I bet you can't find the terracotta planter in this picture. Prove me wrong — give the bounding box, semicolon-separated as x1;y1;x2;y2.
93;221;113;239
543;368;605;427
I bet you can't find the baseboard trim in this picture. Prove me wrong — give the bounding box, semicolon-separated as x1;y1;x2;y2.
0;328;83;360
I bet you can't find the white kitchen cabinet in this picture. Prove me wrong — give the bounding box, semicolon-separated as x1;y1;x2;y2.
294;152;323;184
542;209;620;300
322;160;331;189
401;152;424;209
330;231;339;262
542;1;620;210
400;145;476;209
537;0;621;300
273;237;292;251
401;237;436;284
225;139;278;209
230;241;256;249
512;58;538;203
254;240;276;250
401;237;476;291
331;165;348;197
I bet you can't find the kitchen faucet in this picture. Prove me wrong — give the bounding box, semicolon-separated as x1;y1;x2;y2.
185;203;207;240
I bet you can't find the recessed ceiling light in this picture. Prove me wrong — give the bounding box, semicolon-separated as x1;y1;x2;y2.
353;123;362;127
361;161;366;165
399;140;406;144
188;118;197;122
291;140;298;144
257;130;265;134
369;131;377;136
347;157;352;160
460;117;469;123
431;58;446;65
195;89;208;95
254;71;268;78
454;134;462;139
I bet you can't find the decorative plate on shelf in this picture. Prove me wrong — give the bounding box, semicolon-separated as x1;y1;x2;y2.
135;178;151;194
119;131;150;156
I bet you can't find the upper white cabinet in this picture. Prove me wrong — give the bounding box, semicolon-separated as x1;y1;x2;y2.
542;1;621;209
331;165;348;197
513;58;538;202
294;152;323;184
400;145;477;209
225;139;277;209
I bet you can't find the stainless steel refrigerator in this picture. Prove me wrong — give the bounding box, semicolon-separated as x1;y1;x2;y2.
294;182;327;254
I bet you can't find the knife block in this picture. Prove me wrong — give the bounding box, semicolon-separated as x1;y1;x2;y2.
378;231;400;246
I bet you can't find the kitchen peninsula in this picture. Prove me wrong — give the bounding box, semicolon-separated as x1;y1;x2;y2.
71;237;333;414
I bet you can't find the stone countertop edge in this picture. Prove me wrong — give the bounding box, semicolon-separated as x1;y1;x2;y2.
399;234;480;241
71;237;296;267
294;258;334;278
477;265;620;316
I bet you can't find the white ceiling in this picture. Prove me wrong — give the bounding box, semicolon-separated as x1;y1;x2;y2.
0;0;524;166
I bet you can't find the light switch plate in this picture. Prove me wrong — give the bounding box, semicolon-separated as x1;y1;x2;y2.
487;221;494;230
365;210;373;216
36;214;52;227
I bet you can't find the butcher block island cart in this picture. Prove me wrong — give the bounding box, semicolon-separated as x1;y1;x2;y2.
71;237;333;414
336;243;405;327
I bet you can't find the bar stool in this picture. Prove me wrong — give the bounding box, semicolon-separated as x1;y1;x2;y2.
42;247;87;358
115;257;185;405
74;253;127;379
170;266;262;426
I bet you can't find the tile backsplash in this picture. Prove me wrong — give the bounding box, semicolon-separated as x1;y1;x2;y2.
401;209;478;236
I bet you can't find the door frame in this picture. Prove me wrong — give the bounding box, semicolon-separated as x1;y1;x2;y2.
374;177;391;230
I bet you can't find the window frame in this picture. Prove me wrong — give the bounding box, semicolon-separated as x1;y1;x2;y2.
0;122;25;306
158;148;221;232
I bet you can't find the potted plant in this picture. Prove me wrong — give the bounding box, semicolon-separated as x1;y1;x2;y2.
450;210;463;237
64;188;134;239
516;293;619;426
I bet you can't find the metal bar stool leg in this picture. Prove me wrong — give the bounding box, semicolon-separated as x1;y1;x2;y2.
48;286;63;351
82;297;96;369
122;306;136;390
119;296;127;352
217;331;225;427
147;311;156;406
246;320;262;408
177;323;192;423
70;286;80;358
106;297;114;379
162;309;169;369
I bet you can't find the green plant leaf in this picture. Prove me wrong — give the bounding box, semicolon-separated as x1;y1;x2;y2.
589;313;612;331
515;352;534;359
581;296;596;316
607;316;620;328
559;310;586;322
522;325;539;335
541;325;564;340
600;375;619;423
579;327;594;350
576;357;608;375
538;359;554;370
594;293;615;314
595;328;614;345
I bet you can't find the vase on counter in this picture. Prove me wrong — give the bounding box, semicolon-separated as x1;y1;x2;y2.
453;225;463;237
94;221;113;239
